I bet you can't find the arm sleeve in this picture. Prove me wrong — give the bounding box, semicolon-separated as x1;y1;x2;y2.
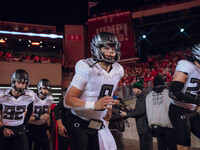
24;102;33;124
169;81;200;105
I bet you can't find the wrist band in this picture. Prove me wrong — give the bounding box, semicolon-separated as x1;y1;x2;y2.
85;101;95;110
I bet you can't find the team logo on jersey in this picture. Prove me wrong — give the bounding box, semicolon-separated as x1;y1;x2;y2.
97;71;102;76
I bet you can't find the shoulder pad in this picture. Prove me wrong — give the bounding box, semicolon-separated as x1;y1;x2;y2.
113;63;124;77
176;60;195;74
75;59;93;78
25;89;36;97
0;89;9;97
47;95;54;102
178;60;191;66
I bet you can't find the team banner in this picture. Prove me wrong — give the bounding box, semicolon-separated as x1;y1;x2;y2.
88;11;135;59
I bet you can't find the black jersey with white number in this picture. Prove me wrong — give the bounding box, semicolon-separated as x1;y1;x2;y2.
0;89;34;126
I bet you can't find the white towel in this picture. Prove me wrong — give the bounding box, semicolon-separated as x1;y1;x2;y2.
98;120;117;150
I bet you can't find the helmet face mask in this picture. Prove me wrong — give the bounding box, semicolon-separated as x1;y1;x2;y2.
37;79;51;97
191;44;200;63
11;69;29;93
91;32;121;64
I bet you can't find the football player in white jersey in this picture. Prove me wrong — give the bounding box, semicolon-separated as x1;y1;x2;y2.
169;44;200;150
27;79;53;150
64;32;124;150
0;69;34;150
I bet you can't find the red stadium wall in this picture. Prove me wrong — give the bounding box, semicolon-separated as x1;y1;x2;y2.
0;61;62;86
63;25;86;64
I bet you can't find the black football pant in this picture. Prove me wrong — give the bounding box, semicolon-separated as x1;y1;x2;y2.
69;127;99;150
169;104;200;146
0;132;28;150
26;124;50;150
58;134;69;150
153;126;177;150
68;113;99;150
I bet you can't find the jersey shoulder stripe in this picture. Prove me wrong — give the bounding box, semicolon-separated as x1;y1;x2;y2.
176;59;200;74
25;89;36;97
46;95;54;102
75;58;94;78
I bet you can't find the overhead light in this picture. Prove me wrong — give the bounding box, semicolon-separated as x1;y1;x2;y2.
142;35;146;39
19;39;22;41
40;45;43;48
31;42;40;46
53;46;56;48
0;39;6;43
28;45;30;47
180;28;184;32
0;30;63;39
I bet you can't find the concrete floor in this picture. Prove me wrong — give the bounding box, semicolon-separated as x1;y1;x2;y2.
123;99;200;150
124;138;200;150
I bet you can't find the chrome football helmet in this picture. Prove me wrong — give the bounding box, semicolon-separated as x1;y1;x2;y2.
191;44;200;63
11;69;29;93
37;79;51;97
90;32;121;64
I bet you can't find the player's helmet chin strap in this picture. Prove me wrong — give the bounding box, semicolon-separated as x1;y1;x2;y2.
12;84;25;94
39;92;47;97
98;50;116;64
90;60;99;67
38;89;49;99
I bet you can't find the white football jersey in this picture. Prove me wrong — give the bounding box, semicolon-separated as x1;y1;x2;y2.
29;94;53;125
172;59;200;110
65;58;124;120
0;89;34;126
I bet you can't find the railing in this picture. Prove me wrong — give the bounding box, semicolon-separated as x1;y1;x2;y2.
115;81;171;100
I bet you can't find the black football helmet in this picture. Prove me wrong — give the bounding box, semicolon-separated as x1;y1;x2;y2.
191;44;200;63
90;32;121;64
11;69;29;93
37;79;51;97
